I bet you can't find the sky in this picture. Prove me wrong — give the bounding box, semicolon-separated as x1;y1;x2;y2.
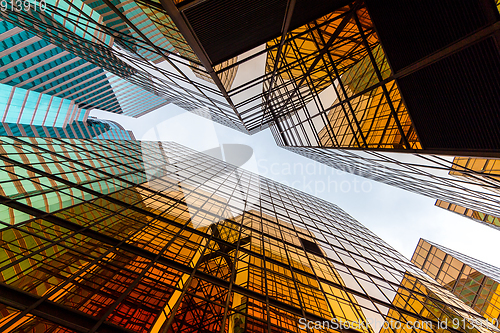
91;105;500;268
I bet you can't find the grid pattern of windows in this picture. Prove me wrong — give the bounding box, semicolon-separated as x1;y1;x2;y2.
4;0;497;237
0;1;246;132
412;240;500;324
284;146;500;231
449;158;500;195
435;200;500;230
0;19;169;118
266;6;420;150
0;137;497;333
0;84;134;141
0;0;497;159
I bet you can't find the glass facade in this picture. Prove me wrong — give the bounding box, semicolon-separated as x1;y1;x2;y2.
0;137;498;333
2;0;495;145
0;19;169;117
0;5;499;332
0;82;135;140
412;239;500;324
266;6;420;150
2;0;498;226
262;0;500;227
284;147;500;231
435;200;500;230
0;0;247;131
449;158;500;195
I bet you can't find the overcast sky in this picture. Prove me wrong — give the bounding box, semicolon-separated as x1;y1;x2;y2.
91;105;500;268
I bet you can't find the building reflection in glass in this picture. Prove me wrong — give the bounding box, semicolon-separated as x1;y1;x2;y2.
0;137;498;333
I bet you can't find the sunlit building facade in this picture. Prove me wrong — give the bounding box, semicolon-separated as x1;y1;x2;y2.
270;0;500;154
0;0;246;131
2;0;500;226
430;158;500;229
0;137;498;333
2;0;500;221
264;0;500;229
449;158;500;195
412;239;500;324
435;200;500;230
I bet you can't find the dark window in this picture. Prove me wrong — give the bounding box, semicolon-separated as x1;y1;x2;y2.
300;238;324;257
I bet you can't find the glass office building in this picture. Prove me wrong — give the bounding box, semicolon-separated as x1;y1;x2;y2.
435;201;500;230
0;82;135;141
2;0;496;143
285;147;500;230
2;0;500;227
0;137;498;333
412;239;500;324
268;0;500;155
0;19;169;118
1;0;498;151
0;0;247;131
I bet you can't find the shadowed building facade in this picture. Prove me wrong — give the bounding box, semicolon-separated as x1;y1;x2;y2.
0;137;499;333
269;0;500;155
412;239;500;324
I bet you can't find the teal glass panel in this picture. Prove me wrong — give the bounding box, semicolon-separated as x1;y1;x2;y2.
32;95;52;126
0;86;13;119
4;89;27;123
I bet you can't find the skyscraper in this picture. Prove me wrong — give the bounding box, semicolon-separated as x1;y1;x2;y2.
0;19;170;118
3;0;496;144
269;0;500;155
0;136;498;333
283;147;500;231
0;0;247;132
262;0;500;230
412;239;500;324
435;200;500;230
2;0;499;228
0;81;135;140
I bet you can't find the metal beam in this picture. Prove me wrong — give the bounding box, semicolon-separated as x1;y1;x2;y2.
158;0;247;128
0;283;135;333
0;194;482;333
258;0;297;139
310;20;367;148
271;10;354;124
80;0;240;129
176;0;211;12
353;9;411;149
262;0;297;111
